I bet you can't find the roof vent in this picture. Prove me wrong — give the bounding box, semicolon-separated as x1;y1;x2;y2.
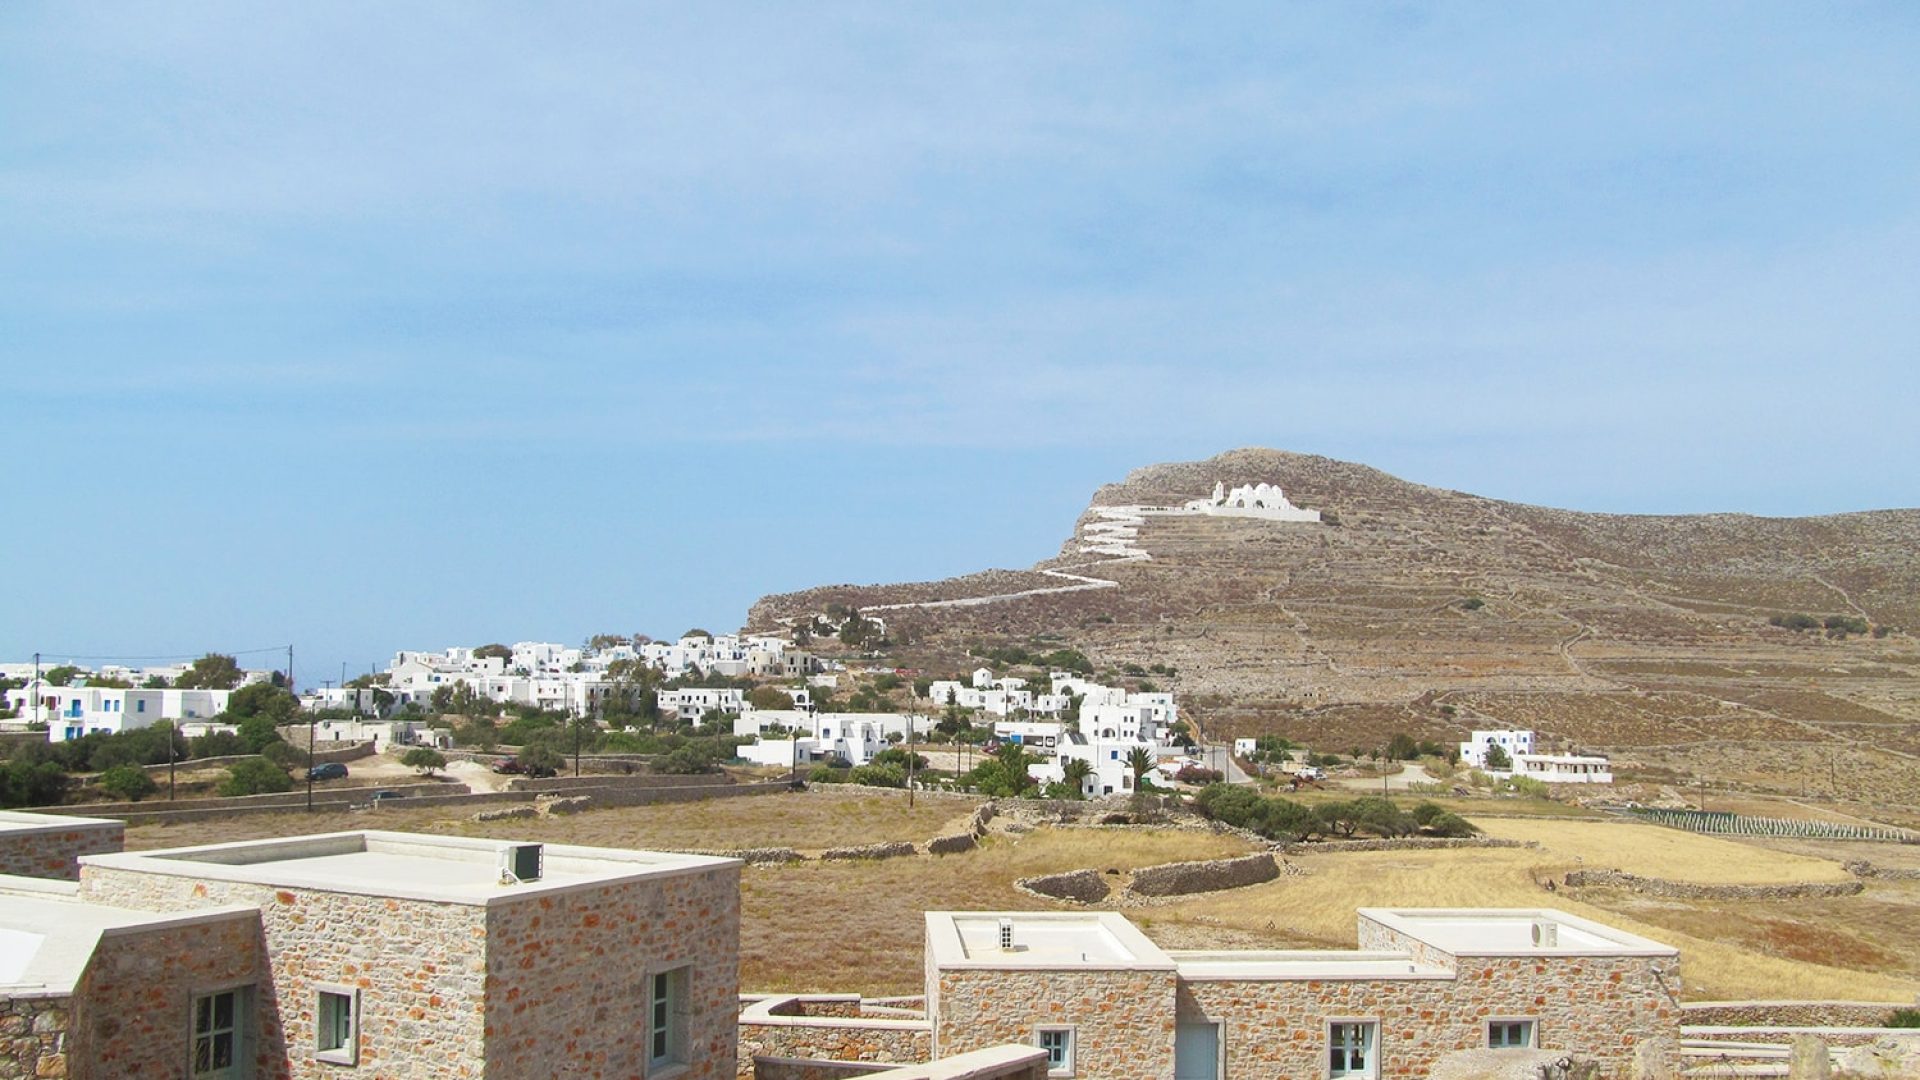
499;843;543;885
1530;919;1558;948
998;918;1015;952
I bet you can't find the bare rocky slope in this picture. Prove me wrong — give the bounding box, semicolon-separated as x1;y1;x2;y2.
751;449;1920;812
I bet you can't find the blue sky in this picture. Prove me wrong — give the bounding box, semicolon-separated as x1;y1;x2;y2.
5;4;1917;684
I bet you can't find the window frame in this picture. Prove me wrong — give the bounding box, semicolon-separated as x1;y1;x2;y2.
1326;1017;1380;1080
188;983;253;1080
1486;1017;1537;1050
314;983;360;1065
1036;1024;1076;1077
646;964;692;1076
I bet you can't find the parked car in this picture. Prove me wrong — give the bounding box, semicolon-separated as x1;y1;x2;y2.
490;759;526;775
367;790;405;803
307;762;349;781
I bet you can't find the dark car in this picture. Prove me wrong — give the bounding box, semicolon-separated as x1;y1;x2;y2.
490;759;526;775
367;790;405;803
307;762;349;781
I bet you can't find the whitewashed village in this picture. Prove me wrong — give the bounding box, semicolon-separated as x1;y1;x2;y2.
12;473;1916;1080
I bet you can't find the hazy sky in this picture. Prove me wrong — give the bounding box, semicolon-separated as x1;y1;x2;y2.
5;4;1917;684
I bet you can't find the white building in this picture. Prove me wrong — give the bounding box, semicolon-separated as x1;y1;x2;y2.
735;711;927;768
991;720;1067;752
1182;481;1322;522
1459;730;1535;770
5;683;233;742
1512;753;1613;784
657;688;746;725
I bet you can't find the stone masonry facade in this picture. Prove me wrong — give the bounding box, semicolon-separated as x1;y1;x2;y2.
0;995;70;1080
0;821;123;882
80;864;492;1080
483;864;740;1080
932;969;1177;1079
70;910;265;1076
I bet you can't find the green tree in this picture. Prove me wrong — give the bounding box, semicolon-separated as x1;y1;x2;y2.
401;747;447;776
516;744;564;777
1386;733;1420;761
1061;757;1093;799
747;686;794;711
42;665;81;687
176;654;245;690
98;764;158;802
1125;746;1155;792
227;681;298;723
1483;744;1512;771
473;643;514;661
236;715;283;753
656;743;718;775
218;757;294;796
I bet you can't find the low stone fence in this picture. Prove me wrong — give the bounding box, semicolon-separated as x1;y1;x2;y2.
1564;869;1864;901
136;739;376;778
0;817;123;881
1127;852;1279;898
1280;837;1533;854
822;841;919;861
738;994;931;1079
1844;860;1920;881
1685;1025;1919;1049
754;1047;1047;1080
1015;868;1110;904
1684;1001;1920;1028
925;833;976;856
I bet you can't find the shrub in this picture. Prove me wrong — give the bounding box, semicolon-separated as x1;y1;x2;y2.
1887;1008;1920;1028
401;747;447;776
218;757;294;797
190;731;248;758
1173;764;1223;785
655;743;717;775
516;745;564;778
848;763;907;788
807;765;848;784
98;764;158;802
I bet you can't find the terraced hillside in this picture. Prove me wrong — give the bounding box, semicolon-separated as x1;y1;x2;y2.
752;448;1920;810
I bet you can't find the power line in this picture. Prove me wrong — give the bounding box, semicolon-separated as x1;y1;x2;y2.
20;645;293;662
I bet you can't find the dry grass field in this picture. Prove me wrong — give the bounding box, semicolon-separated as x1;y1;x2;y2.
119;789;1920;1003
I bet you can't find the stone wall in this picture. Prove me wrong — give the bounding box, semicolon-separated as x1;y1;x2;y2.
0;821;122;881
1844;860;1920;881
925;834;976;856
485;863;742;1080
70;910;265;1076
1127;853;1277;898
1180;949;1680;1080
1564;869;1864;900
822;841;919;861
739;996;930;1079
932;968;1177;1080
1683;1001;1920;1027
1014;869;1109;904
0;994;72;1079
755;1047;1049;1080
80;864;493;1079
1283;837;1532;854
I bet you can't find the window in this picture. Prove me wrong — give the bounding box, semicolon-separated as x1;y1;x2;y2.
191;987;250;1079
316;987;359;1064
1488;1020;1535;1049
1038;1027;1074;1076
648;966;689;1072
1328;1021;1377;1079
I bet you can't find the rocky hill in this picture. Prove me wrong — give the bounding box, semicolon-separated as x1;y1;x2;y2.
751;449;1920;812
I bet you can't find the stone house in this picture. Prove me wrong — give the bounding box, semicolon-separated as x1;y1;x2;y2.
2;829;740;1078
0;811;123;881
925;908;1681;1080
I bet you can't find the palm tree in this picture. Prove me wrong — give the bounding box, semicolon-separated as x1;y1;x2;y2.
1125;746;1155;792
1061;757;1093;799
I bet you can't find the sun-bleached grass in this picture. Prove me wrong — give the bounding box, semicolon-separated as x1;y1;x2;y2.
741;827;1256;994
1143;842;1920;1002
1472;817;1855;883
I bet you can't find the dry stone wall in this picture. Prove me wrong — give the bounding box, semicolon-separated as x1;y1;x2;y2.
925;834;976;856
1127;852;1277;897
1014;869;1110;904
823;841;919;861
1683;1001;1920;1027
1564;869;1863;900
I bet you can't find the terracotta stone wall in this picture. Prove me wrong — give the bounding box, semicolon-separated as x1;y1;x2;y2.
0;994;72;1079
1179;953;1680;1080
70;911;265;1076
483;864;741;1080
932;968;1177;1080
0;822;123;880
738;1017;930;1077
80;865;492;1079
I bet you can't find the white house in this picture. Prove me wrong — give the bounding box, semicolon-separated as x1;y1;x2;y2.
991;720;1067;752
1182;480;1322;522
6;683;233;742
1030;733;1167;797
1512;753;1613;784
1459;729;1536;770
657;688;746;725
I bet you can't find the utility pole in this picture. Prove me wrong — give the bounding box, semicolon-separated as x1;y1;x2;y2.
906;714;917;809
167;721;177;802
31;653;40;729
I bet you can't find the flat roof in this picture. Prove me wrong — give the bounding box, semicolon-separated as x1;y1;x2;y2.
0;877;254;995
0;810;123;836
1169;949;1452;981
1360;908;1677;957
81;831;739;907
926;912;1175;971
